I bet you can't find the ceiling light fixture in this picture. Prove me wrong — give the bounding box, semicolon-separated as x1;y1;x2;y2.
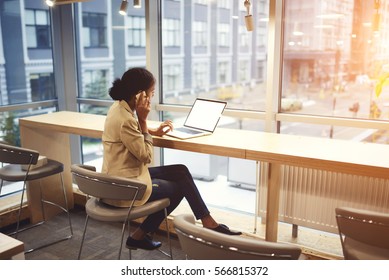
244;0;253;31
119;0;128;16
45;0;56;7
133;0;141;9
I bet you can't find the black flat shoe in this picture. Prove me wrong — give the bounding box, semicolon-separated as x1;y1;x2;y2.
211;224;242;235
126;236;162;250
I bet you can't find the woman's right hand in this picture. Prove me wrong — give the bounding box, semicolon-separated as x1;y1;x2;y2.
136;91;151;123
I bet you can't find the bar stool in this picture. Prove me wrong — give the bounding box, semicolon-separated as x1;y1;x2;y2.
71;164;172;260
0;142;73;253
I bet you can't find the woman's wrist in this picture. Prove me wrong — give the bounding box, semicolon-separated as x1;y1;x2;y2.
148;127;157;136
138;119;148;133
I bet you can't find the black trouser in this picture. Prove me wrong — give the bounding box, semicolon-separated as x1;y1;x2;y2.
140;164;210;233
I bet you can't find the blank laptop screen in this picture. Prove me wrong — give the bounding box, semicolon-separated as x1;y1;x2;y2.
184;99;227;132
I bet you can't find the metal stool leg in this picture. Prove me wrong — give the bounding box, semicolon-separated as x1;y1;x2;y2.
26;173;73;253
127;220;133;260
59;173;73;238
164;208;173;260
119;218;129;260
13;173;73;253
78;215;90;260
155;208;173;259
14;180;28;239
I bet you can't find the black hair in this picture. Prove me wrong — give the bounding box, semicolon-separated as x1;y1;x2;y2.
108;67;155;101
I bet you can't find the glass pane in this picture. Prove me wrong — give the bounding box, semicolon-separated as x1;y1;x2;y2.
26;26;37;48
161;0;269;112
82;27;91;47
283;0;389;121
0;0;56;106
0;107;57;197
162;110;263;215
89;29;100;47
25;9;35;25
281;0;389;142
75;0;147;163
80;69;110;99
82;12;107;48
35;10;48;25
79;104;107;171
29;72;55;101
36;26;51;48
0;0;57;199
161;0;269;215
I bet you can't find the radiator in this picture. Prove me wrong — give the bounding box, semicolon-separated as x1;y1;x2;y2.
258;163;389;234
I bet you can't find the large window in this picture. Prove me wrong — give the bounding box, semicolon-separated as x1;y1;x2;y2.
0;0;57;198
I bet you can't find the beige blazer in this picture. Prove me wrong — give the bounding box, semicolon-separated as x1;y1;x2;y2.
101;100;153;207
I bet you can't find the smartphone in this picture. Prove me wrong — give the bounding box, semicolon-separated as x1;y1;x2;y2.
136;91;146;105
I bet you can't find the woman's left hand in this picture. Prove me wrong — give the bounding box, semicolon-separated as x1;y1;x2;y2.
150;120;173;137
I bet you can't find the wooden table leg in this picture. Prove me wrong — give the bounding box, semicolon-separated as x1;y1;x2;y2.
254;161;260;234
265;162;281;242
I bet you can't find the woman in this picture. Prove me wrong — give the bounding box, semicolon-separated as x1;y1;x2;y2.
102;67;241;251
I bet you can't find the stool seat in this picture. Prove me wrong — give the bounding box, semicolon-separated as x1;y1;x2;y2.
86;197;170;222
0;159;63;181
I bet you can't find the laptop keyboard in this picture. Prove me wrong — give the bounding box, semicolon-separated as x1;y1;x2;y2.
175;127;202;135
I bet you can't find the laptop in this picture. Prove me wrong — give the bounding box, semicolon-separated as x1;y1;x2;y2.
166;98;227;140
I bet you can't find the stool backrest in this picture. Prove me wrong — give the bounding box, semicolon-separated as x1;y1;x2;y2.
0;143;39;165
174;214;302;260
336;207;389;259
71;164;147;201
